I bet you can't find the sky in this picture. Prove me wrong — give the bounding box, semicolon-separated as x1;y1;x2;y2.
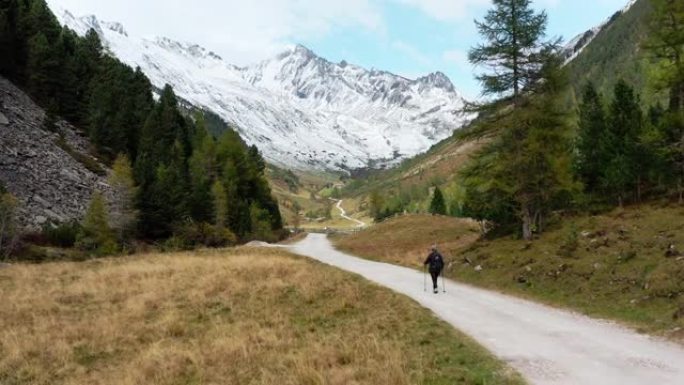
46;0;632;99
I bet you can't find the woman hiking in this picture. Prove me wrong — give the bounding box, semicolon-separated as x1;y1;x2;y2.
424;245;445;294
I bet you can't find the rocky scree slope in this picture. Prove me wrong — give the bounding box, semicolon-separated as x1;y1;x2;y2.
0;76;109;230
53;8;471;172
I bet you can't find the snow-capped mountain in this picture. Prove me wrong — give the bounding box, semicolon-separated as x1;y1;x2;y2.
563;0;638;63
51;8;470;171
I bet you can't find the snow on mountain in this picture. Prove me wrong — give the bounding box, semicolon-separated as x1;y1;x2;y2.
52;8;470;171
563;0;638;64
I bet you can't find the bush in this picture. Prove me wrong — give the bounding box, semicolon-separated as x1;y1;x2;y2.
172;221;237;250
646;263;684;298
557;224;579;258
0;191;20;260
42;221;81;248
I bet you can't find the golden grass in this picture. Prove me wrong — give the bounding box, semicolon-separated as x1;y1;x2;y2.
0;247;523;385
334;214;480;268
334;205;684;341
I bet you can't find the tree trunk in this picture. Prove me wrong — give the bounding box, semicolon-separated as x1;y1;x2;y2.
522;205;533;241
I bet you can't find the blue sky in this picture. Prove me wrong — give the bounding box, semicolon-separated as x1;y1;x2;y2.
49;0;632;99
300;0;631;98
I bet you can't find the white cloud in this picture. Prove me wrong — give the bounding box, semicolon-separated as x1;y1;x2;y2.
392;40;432;67
442;49;470;69
47;0;385;66
393;0;490;21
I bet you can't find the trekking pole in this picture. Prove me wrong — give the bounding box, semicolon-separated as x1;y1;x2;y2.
442;272;446;293
423;266;427;292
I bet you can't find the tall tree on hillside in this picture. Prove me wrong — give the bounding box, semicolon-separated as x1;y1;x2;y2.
576;83;608;195
135;86;193;238
645;0;684;202
461;58;577;240
464;0;575;240
429;187;447;215
601;80;644;206
469;0;557;105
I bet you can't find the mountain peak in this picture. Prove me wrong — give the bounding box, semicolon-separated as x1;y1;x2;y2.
52;6;470;171
102;21;127;37
416;72;455;92
154;37;223;61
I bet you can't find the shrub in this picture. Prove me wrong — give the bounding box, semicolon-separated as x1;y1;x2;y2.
42;221;81;248
0;191;20;260
172;221;237;249
76;191;118;256
558;224;579;258
646;263;684;298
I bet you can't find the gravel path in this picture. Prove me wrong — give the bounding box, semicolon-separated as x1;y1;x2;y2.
290;233;684;385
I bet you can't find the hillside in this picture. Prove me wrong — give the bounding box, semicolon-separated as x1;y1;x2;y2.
566;0;658;103
0;247;523;385
0;76;108;230
338;0;662;222
335;205;684;341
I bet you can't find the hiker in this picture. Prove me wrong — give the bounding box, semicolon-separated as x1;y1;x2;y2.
424;245;445;293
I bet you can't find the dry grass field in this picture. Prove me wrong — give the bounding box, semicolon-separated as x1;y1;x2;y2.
0;247;523;385
334;206;684;340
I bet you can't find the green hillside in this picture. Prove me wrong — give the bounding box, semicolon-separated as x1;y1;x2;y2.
567;0;661;103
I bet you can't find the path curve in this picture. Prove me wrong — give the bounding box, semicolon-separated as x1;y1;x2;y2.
331;199;366;228
290;233;684;385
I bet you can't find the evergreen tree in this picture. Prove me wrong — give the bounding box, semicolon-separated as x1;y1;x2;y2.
575;82;607;194
601;80;644;205
76;191;117;255
429;187;447;215
469;0;557;104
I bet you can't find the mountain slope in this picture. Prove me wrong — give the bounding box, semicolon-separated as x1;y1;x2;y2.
566;0;656;101
0;76;109;230
51;8;470;172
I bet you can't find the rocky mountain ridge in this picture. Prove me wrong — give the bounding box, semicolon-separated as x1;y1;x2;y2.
52;8;471;171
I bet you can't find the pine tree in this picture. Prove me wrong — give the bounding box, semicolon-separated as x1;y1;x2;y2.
108;154;137;246
601;80;644;205
76;191;117;255
576;83;607;195
429;187;447;215
469;0;557;104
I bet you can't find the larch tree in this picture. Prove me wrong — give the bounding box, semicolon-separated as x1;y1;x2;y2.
464;0;574;240
109;154;138;247
469;0;557;105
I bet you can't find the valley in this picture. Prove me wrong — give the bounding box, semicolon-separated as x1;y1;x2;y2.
2;0;684;384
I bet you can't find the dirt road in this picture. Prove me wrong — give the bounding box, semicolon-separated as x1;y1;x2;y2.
290;233;684;385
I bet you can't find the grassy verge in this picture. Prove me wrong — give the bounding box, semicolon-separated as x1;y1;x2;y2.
0;247;523;385
334;206;684;341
